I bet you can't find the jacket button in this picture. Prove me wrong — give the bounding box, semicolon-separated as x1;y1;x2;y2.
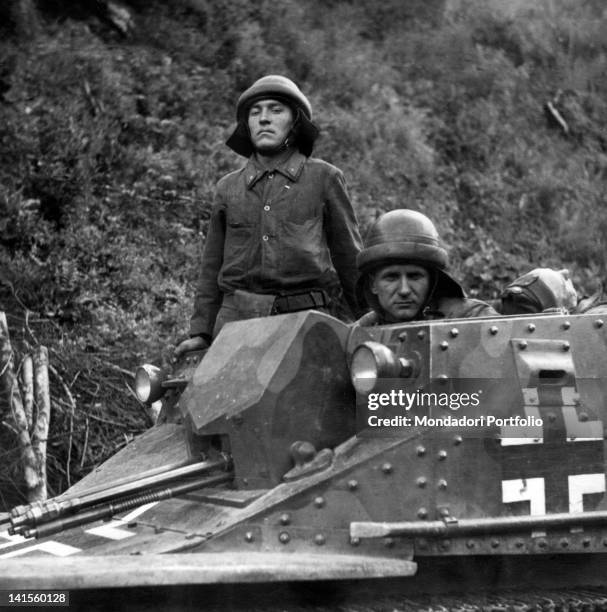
262;235;269;241
264;205;270;211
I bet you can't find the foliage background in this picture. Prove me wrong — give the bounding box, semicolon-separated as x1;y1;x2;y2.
1;0;606;507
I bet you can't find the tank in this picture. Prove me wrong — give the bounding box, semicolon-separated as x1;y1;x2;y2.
1;309;607;609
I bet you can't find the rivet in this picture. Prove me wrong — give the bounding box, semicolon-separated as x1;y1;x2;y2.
350;537;360;547
439;539;451;551
437;479;448;490
450;328;459;338
596;319;604;328
347;479;359;491
603;538;607;547
515;539;524;548
417;538;428;550
244;531;254;543
562;341;570;351
538;538;547;548
438;450;447;461
453;435;463;446
417;507;428;519
279;532;290;544
279;513;291;526
562;321;571;330
398;332;408;342
381;463;393;475
491;539;500;549
560;538;569;548
384;537;395;548
489;326;499;335
518;340;528;350
416;446;426;457
582;538;591;547
440;341;449;351
548;413;556;422
417;330;426;339
439;507;450;517
314;496;325;508
527;323;535;332
314;534;326;546
416;477;427;488
466;540;475;549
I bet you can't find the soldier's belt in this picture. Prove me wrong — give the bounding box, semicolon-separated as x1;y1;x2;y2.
271;290;329;314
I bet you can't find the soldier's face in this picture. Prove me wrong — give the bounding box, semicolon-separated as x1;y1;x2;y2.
248;99;294;153
370;264;431;322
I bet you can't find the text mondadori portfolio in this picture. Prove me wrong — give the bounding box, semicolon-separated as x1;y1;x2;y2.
367;414;544;427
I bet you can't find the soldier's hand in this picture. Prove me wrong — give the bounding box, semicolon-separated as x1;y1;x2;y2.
174;336;209;358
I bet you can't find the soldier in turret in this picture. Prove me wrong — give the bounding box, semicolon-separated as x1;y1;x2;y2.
496;268;578;315
355;209;497;325
495;267;607;316
175;75;362;356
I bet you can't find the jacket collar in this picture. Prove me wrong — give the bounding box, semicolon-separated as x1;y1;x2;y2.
244;149;306;189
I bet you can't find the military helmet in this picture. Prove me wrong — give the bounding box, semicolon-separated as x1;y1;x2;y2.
500;268;578;315
234;75;313;121
226;75;319;157
357;209;464;313
357;209;449;274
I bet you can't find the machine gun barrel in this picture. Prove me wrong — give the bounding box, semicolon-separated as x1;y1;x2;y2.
24;471;233;539
351;509;607;539
10;455;231;535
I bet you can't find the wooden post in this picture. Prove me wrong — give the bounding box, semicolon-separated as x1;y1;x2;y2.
0;312;40;496
32;346;51;502
21;354;34;433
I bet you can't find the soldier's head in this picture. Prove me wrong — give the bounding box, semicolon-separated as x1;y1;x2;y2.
500;268;578;315
226;75;319;158
357;209;464;322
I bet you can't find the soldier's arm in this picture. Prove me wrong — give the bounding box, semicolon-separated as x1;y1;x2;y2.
323;168;363;317
463;299;500;318
188;195;227;340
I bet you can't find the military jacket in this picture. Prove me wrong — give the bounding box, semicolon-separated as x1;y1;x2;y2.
190;150;362;337
356;296;498;327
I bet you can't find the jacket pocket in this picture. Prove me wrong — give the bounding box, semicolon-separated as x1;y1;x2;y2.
222;221;252;277
279;216;328;276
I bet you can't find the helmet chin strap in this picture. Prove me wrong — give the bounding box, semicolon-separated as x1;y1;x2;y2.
420;269;439;318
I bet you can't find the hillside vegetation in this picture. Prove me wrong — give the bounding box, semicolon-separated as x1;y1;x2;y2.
1;0;606;505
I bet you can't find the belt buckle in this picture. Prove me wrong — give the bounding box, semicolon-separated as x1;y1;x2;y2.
271;296;285;315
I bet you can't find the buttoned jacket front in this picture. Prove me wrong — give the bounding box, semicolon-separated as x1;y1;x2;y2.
190;150;362;337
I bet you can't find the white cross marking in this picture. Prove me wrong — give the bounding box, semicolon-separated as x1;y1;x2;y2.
502;477;545;515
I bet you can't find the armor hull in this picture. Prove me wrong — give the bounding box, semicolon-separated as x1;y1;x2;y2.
2;310;607;607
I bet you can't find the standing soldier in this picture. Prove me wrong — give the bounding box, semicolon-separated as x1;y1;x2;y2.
176;75;362;356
